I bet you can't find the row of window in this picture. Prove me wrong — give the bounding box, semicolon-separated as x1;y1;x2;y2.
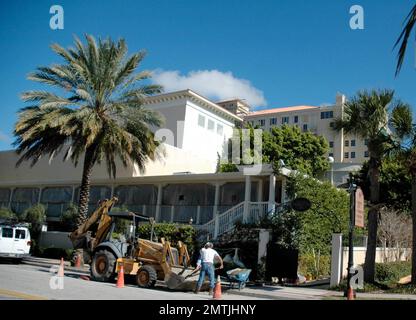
320;111;334;119
328;151;369;159
198;114;224;135
256;115;300;127
329;139;369;149
255;111;334;127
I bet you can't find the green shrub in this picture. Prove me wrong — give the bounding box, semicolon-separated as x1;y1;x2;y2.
22;204;46;231
136;223;196;254
298;252;331;279
37;247;74;261
0;207;17;220
60;203;79;231
375;261;411;284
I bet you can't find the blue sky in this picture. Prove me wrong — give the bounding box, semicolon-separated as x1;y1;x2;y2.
0;0;415;150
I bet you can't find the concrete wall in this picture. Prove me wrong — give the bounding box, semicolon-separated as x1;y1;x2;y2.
341;247;411;277
0;144;216;187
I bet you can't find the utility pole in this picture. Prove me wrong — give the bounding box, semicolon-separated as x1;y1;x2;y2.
346;172;357;300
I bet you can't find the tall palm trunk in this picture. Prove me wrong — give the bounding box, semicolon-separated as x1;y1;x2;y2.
412;173;416;285
364;154;381;283
76;145;97;226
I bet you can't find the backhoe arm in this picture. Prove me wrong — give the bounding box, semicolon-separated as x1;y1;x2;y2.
69;197;118;250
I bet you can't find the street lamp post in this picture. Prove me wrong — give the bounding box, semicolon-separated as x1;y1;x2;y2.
328;156;334;186
346;172;357;300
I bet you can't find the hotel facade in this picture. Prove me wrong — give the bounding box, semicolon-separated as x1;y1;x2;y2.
0;90;289;240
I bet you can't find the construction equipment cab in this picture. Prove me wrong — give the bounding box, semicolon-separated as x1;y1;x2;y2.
0;221;31;260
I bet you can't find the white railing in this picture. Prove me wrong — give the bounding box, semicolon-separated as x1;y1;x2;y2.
248;201;270;223
196;201;288;240
217;202;245;236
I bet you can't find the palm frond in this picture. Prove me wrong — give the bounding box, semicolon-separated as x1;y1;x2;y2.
394;4;416;75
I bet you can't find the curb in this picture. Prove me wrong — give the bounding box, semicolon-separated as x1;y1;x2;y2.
22;258;90;275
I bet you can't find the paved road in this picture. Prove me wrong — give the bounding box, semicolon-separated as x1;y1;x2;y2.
0;262;265;300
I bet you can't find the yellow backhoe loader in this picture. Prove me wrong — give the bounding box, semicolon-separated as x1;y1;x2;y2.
69;197;201;290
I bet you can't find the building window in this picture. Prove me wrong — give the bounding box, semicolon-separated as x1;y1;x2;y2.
303;124;308;132
0;188;11;208
364;139;369;146
351;152;356;159
329;122;335;128
351;139;356;147
259;119;265;126
329;152;334;157
282;116;289;124
344;152;349;159
217;124;223;135
294;115;299;123
41;187;73;218
364;151;369;158
270;118;277;125
11;188;40;215
345;140;349;147
320;111;334;119
329;141;334;148
207;119;215;131
198;114;205;128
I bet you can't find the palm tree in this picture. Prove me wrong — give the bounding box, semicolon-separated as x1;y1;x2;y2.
13;35;163;225
395;3;416;286
334;90;412;283
395;4;416;75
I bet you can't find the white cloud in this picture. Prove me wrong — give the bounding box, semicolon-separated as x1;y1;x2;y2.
151;69;267;107
0;131;11;143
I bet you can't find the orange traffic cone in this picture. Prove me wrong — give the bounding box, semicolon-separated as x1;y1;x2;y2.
116;263;125;288
213;275;222;299
74;253;82;268
58;258;64;277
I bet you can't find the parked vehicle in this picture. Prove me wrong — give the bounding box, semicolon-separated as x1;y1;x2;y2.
0;221;31;260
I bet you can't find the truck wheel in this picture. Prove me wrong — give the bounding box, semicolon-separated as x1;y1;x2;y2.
136;265;157;288
91;250;116;282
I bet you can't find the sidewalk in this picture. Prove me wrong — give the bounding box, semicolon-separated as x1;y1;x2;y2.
21;257;416;300
229;284;416;300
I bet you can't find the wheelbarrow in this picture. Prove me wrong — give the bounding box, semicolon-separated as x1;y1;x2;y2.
224;268;251;290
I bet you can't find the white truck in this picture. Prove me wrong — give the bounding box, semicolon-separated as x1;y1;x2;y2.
0;222;31;260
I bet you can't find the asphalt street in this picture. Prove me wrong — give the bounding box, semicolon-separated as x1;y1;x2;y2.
0;262;265;300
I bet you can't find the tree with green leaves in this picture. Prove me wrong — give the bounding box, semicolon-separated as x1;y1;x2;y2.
334;90;413;283
263;125;329;177
220;125;329;177
13;35;163;226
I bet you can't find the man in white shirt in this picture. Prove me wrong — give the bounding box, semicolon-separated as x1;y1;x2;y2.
194;242;223;294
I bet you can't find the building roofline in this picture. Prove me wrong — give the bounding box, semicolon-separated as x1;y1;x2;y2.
144;89;243;122
245;105;319;117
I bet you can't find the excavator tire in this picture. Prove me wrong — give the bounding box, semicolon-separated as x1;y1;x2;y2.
91;249;116;282
136;265;157;288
